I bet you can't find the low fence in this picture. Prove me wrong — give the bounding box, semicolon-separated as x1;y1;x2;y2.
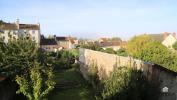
79;48;177;100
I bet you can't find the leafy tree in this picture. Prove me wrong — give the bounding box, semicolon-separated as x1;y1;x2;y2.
172;41;177;50
0;39;55;100
127;35;152;58
103;48;115;54
0;39;38;79
16;62;55;100
140;41;177;72
80;43;103;51
116;48;128;57
0;20;5;25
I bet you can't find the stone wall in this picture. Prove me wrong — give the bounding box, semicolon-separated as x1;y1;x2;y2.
79;48;177;100
79;48;143;79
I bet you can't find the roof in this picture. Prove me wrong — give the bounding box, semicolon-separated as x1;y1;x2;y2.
0;23;18;30
40;38;57;45
99;38;108;42
149;34;165;42
100;41;121;47
55;36;76;44
55;37;68;41
0;23;40;30
19;24;39;30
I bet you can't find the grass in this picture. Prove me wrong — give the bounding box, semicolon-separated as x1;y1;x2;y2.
48;68;95;100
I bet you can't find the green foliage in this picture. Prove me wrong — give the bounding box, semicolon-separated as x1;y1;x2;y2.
16;63;55;100
88;63;99;88
52;50;77;69
0;39;55;100
127;34;152;58
103;48;115;54
172;41;177;50
87;64;103;99
140;41;177;72
101;67;159;100
116;48;128;57
80;43;103;51
0;39;38;79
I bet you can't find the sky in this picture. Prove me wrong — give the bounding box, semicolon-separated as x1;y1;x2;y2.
1;0;177;40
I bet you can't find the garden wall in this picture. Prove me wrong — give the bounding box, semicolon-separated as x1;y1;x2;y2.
79;48;177;100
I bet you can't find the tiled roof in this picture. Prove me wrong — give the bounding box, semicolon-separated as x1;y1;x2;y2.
19;24;39;30
55;37;68;41
0;23;18;30
55;36;76;44
40;38;57;45
0;23;40;30
100;38;108;42
100;41;121;47
149;34;165;42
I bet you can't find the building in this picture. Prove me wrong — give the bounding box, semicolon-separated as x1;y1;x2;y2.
40;35;78;52
40;36;61;52
149;32;176;48
0;19;40;44
98;37;124;51
54;35;78;49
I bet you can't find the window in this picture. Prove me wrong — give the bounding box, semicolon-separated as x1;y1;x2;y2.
32;37;35;41
32;30;35;34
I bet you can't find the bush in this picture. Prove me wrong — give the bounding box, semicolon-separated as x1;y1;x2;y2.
101;67;159;100
172;41;177;50
140;42;177;72
103;48;115;54
116;48;128;57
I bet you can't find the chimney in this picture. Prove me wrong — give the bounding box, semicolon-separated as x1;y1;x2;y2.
172;32;176;39
163;32;169;39
37;22;40;29
54;35;57;41
15;19;19;29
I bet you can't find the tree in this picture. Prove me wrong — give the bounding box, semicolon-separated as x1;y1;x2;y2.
172;41;177;50
127;35;152;58
80;43;103;51
140;41;177;72
0;39;55;100
116;48;128;57
0;39;38;79
16;62;55;100
104;48;115;54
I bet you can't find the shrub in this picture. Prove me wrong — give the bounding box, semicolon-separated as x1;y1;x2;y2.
101;67;159;100
116;48;128;57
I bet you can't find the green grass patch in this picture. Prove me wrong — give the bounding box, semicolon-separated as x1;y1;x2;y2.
48;68;95;100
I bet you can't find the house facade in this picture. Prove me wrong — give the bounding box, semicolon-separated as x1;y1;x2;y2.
0;19;40;44
98;38;125;51
40;35;78;52
54;35;78;49
40;36;61;52
149;32;176;48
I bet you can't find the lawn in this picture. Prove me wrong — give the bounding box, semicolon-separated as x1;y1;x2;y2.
48;68;95;100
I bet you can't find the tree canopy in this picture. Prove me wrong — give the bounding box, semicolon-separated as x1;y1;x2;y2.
127;34;152;58
0;39;55;100
172;41;177;50
140;41;177;72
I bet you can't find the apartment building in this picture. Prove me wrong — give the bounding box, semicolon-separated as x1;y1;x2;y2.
0;19;40;44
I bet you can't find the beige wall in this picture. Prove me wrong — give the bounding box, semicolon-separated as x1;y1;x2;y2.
79;48;177;100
